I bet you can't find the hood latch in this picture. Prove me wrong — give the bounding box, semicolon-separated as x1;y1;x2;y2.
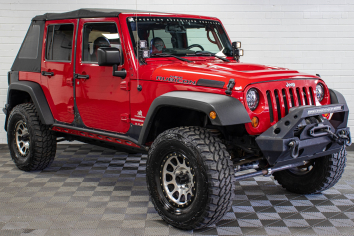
225;79;235;95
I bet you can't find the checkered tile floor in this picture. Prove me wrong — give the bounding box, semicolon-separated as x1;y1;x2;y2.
1;144;354;235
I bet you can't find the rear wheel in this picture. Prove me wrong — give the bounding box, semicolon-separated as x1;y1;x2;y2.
146;127;234;230
273;147;347;194
7;103;57;171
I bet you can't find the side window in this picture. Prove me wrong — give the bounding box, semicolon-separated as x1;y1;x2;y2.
82;23;121;63
45;24;74;61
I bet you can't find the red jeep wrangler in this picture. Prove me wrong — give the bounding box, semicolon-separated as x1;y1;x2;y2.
4;8;351;230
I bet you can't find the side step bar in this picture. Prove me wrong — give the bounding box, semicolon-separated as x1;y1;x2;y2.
234;162;305;181
51;124;145;150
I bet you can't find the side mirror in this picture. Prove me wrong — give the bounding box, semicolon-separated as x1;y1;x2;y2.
97;47;121;66
232;41;241;49
232;41;243;62
97;47;126;79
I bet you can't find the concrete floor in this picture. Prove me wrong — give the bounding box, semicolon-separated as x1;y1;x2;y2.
0;144;354;235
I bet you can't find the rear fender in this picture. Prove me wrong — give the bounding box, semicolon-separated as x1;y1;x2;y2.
4;81;54;130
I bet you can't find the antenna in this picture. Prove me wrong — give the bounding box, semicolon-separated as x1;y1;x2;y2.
135;0;141;91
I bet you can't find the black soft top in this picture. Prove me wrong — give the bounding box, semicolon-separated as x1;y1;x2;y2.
12;8;206;73
32;8;151;21
12;8;149;73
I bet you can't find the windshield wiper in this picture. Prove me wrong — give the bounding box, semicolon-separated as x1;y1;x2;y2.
152;53;192;63
194;52;230;62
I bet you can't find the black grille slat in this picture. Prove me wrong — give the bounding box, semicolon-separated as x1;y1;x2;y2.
309;87;315;105
296;88;302;105
274;90;281;121
282;89;289;115
303;87;308;105
266;85;314;124
266;91;274;123
289;88;295;107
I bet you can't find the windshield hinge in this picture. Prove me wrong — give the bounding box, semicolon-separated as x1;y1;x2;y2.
225;79;235;96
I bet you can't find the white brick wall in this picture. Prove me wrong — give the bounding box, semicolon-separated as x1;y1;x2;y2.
0;0;353;143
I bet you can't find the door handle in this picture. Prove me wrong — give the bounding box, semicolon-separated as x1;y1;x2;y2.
41;71;54;76
75;74;89;79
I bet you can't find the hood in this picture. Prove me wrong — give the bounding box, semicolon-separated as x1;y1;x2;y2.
148;61;319;91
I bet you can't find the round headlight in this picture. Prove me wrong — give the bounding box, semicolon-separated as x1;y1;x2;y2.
316;83;325;102
246;88;259;111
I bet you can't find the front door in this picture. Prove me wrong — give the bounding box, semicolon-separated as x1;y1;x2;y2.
41;20;77;124
74;18;130;133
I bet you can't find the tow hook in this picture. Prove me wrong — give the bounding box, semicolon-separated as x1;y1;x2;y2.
325;129;352;146
288;140;300;158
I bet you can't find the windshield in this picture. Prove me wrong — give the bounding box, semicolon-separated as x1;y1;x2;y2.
127;17;233;57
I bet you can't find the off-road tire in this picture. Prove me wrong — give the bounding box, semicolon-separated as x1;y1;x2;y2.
7;103;56;171
146;126;234;230
273;147;347;194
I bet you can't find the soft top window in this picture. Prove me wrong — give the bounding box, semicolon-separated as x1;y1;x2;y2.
82;23;120;63
18;24;40;59
45;24;74;61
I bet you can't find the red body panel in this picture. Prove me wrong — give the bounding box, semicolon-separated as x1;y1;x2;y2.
18;72;41;84
129;80;235;126
74;17;130;133
18;12;331;143
118;13;331;136
40;19;77;124
138;59;319;90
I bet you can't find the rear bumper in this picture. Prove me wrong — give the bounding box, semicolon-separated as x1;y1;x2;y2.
256;103;351;167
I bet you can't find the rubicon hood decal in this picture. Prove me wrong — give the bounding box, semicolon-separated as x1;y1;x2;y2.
156;75;196;85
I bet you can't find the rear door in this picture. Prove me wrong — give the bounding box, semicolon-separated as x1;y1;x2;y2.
41;19;77;124
74;18;130;133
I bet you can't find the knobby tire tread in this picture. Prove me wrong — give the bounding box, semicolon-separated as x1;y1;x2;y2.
147;126;235;230
8;103;56;171
273;147;347;194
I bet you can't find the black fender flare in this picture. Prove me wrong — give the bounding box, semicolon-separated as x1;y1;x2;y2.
329;89;348;107
138;91;251;145
4;81;54;130
329;89;349;129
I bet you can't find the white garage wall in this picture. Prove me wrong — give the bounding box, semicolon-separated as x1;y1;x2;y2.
0;0;353;143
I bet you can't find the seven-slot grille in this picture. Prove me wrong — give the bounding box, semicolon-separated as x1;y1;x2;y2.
266;86;316;123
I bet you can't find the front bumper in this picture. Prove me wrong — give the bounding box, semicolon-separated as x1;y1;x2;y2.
256;103;351;167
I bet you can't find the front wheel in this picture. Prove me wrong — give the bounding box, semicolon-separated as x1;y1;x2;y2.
146;127;234;230
273;147;347;194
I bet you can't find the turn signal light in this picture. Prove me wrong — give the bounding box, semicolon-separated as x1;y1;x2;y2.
209;111;217;120
323;113;330;119
251;117;259;128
